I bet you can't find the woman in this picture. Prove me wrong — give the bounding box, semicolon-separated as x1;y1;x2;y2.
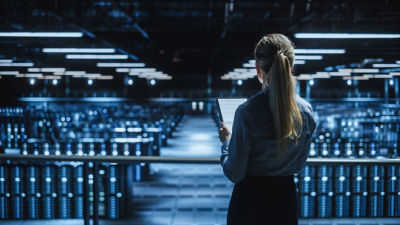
219;34;317;225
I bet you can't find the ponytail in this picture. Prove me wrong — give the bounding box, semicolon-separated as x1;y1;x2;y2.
255;34;303;152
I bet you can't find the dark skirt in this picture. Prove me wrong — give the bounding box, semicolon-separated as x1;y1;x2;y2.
227;175;298;225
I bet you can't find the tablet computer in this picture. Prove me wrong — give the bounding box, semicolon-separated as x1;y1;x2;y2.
216;98;247;132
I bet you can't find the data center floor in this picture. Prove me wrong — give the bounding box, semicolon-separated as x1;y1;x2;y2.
3;115;400;225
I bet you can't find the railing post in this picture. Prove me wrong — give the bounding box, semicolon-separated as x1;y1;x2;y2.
83;162;90;225
93;162;99;225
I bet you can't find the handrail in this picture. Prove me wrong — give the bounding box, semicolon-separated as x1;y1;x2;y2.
0;154;399;165
16;97;400;103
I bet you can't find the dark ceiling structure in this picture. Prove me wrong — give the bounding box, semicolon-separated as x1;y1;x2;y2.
0;0;399;99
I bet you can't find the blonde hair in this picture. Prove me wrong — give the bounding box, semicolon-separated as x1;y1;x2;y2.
254;34;302;151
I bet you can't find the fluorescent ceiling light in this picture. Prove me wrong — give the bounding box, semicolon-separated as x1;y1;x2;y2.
396;61;400;64
372;64;400;68
28;68;66;72
16;73;43;78
295;75;313;80
242;63;254;68
141;76;172;80
373;74;392;78
37;75;62;79
221;76;250;80
295;33;400;39
116;68;129;73
66;54;128;59
0;71;19;75
295;55;323;60
389;72;400;76
352;69;379;73
64;71;86;76
0;32;83;37
0;59;12;63
93;76;113;80
295;49;346;54
43;48;115;53
97;62;145;67
0;62;34;67
234;68;251;72
294;60;306;64
329;72;351;76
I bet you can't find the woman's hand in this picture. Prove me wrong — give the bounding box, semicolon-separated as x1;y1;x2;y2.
219;122;231;143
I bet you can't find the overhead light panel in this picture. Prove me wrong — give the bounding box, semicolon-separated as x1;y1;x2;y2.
66;54;128;59
0;59;13;63
295;33;400;39
0;62;34;67
352;69;379;73
97;62;145;67
294;60;306;64
0;32;83;37
295;55;323;60
43;48;115;53
0;71;19;75
372;64;400;68
28;68;66;72
295;49;346;54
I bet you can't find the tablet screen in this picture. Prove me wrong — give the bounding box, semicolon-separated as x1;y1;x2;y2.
217;98;247;132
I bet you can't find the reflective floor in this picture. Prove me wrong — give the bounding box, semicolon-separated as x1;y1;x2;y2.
2;115;400;225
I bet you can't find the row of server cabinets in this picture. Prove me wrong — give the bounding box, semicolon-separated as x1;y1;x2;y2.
298;102;400;218
297;164;400;218
0;102;184;219
212;101;400;218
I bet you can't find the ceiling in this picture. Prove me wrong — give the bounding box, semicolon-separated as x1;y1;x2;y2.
0;0;399;97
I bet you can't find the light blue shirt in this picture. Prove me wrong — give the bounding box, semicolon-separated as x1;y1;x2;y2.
221;89;317;183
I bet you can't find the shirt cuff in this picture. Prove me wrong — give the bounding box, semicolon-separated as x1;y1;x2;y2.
221;139;230;154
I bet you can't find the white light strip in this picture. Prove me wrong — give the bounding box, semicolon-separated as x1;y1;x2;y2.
372;64;400;68
242;63;254;68
295;49;346;54
66;54;128;59
64;71;86;76
97;62;145;67
221;76;250;80
245;60;306;66
0;71;19;75
0;62;34;67
353;69;380;73
28;68;66;72
43;48;115;53
295;75;313;80
0;59;12;63
329;72;351;76
294;60;306;64
295;33;400;39
396;61;400;64
116;68;129;73
234;68;251;72
390;72;400;76
141;76;172;80
295;55;323;60
373;74;393;78
16;73;43;78
0;32;83;37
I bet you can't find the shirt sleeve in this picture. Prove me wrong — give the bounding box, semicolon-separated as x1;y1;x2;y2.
294;107;317;173
220;106;252;183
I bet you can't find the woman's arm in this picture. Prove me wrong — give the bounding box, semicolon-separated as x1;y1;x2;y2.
219;106;252;183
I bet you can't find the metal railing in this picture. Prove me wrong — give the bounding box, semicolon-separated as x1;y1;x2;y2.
1;154;400;165
1;154;400;225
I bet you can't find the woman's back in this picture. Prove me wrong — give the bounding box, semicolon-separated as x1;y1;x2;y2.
237;88;316;176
